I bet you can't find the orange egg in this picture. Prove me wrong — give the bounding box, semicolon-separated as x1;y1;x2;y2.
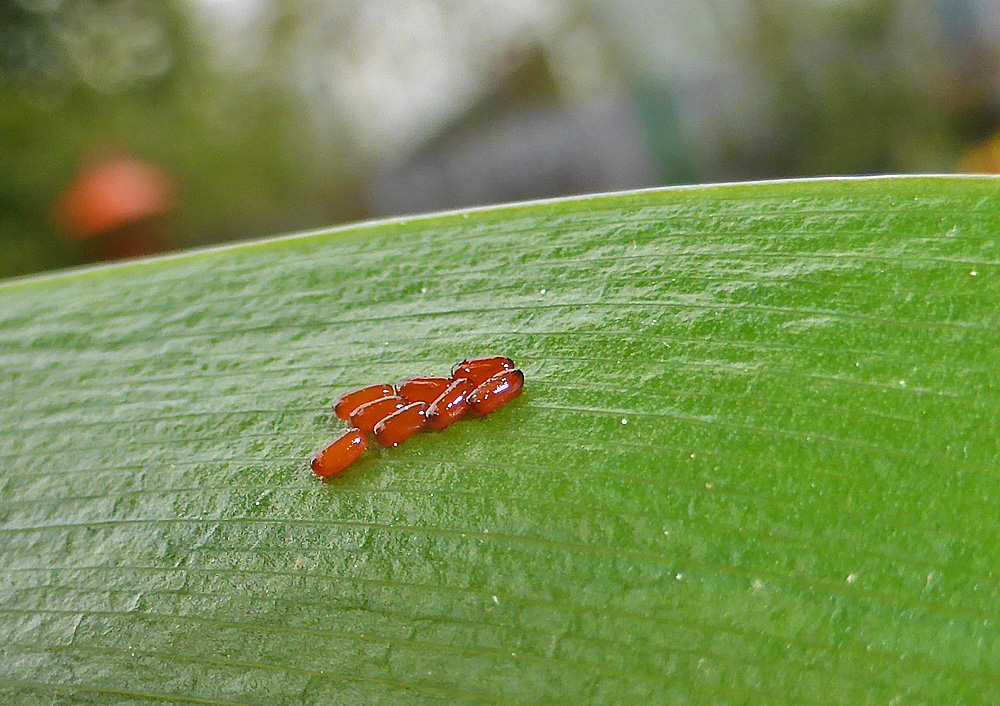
333;383;395;420
374;402;427;447
468;369;524;416
312;429;367;477
426;378;475;430
349;395;407;433
396;377;452;405
451;356;515;386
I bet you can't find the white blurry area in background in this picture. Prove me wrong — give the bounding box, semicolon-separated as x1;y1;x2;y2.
195;0;1000;215
194;0;578;163
192;0;687;214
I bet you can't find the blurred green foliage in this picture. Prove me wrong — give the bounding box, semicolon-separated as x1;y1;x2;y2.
0;0;354;280
730;0;965;175
2;0;997;280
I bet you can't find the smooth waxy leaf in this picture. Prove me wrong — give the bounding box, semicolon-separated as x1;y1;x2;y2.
1;176;999;704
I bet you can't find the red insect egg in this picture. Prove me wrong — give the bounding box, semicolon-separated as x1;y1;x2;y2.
334;383;395;420
349;395;407;433
374;402;428;447
396;377;452;405
467;369;524;416
312;429;368;478
451;356;515;386
426;377;475;430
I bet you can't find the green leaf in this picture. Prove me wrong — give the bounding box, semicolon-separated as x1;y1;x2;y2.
2;176;999;704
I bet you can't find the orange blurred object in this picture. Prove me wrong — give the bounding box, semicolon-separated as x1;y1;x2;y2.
58;154;176;261
60;155;174;239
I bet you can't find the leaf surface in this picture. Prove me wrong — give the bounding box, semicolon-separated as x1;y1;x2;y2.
2;177;999;704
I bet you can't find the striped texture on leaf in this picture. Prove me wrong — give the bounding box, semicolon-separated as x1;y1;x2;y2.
1;176;999;704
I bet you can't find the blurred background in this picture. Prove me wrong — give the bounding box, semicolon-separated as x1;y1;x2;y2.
3;0;1000;279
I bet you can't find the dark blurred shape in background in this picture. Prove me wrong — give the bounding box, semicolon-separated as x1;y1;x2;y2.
2;0;1000;279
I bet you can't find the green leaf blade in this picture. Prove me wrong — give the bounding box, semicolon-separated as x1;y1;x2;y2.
2;176;999;704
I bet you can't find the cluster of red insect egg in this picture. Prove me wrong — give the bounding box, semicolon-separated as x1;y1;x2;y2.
311;356;524;478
